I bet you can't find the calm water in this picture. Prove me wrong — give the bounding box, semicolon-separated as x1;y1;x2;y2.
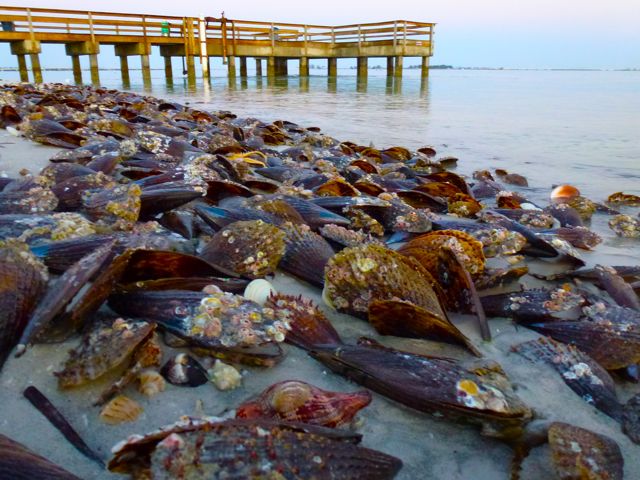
2;68;639;202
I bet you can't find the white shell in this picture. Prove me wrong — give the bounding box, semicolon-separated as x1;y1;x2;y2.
210;360;242;391
243;279;276;306
6;126;21;137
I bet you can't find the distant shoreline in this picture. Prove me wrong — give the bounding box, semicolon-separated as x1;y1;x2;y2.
0;66;638;72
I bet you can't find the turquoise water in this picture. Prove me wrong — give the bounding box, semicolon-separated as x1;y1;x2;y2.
2;68;639;202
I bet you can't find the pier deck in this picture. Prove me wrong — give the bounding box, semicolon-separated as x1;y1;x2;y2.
0;6;434;85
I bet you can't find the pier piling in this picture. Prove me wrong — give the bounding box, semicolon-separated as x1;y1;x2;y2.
357;57;367;79
386;57;394;77
255;58;263;76
71;55;82;84
163;56;173;81
299;57;309;77
227;55;237;78
421;56;430;78
328;57;337;77
141;54;152;87
119;56;130;85
239;57;247;78
16;54;28;82
393;55;403;78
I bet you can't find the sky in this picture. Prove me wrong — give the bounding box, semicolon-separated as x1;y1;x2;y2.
2;0;639;69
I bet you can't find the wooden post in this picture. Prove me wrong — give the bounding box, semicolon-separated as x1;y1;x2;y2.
119;56;130;84
267;57;276;79
89;54;100;85
141;54;152;87
299;57;309;77
17;54;29;82
227;55;237;78
186;55;196;84
421;56;430;78
199;16;209;80
357;57;367;79
255;58;263;76
275;58;288;76
386;56;394;77
239;57;247;77
164;56;173;80
30;53;43;83
71;55;82;84
393;55;403;78
328;57;337;77
304;25;308;56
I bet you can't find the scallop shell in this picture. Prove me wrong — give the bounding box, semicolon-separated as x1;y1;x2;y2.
399;229;485;276
236;380;371;427
138;370;166;397
0;243;48;367
200;220;286;278
512;337;621;420
323;244;447;325
55;318;155;388
100;395;143;425
280;221;336;287
548;422;623;480
529;305;640;370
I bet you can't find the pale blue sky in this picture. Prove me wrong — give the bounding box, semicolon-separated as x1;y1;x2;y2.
2;0;639;68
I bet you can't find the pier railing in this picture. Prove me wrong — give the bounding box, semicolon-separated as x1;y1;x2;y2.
0;6;434;48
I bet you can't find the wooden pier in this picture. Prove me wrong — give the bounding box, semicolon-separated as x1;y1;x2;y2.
0;6;434;86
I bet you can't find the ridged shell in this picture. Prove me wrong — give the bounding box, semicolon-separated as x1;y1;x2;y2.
200;220;286;278
323;244;448;328
548;422;623;480
399;229;485;276
100;395;143;425
0;434;81;479
0;244;48;367
138;370;166;397
512;337;621;420
149;424;400;480
528;305;640;369
280;221;336;287
55;318;155;388
236;380;371;427
81;183;141;228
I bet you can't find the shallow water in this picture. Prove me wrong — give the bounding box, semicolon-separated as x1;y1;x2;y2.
3;67;638;202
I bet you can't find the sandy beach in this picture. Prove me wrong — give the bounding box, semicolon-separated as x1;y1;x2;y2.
0;124;639;479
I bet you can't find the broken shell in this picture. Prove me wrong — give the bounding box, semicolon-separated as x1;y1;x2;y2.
160;353;209;387
138;370;166;397
210;360;242;391
100;395;143;425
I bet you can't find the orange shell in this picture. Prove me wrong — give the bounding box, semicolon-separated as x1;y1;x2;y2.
401;230;485;276
236;380;371;428
100;395;142;425
550;184;581;201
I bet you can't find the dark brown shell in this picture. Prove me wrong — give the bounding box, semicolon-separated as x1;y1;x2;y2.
200;220;286;278
0;244;48;367
0;434;81;479
548;422;623;480
55;318;155;388
16;241;117;355
236;380;371;427
512;337;621;420
528;305;640;370
280;221;336;287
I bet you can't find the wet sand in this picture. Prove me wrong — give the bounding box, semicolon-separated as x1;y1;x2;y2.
1;131;639;480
